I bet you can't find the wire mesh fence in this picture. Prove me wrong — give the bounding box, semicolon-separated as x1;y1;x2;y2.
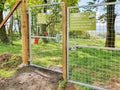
29;3;63;72
67;2;120;89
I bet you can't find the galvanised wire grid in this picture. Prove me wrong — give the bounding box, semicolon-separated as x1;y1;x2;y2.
67;2;120;90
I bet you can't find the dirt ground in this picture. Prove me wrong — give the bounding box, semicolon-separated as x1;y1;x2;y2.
0;53;74;90
0;66;63;90
0;53;22;69
93;78;120;90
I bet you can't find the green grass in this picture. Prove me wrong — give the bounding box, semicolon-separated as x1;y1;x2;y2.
0;40;22;79
0;54;21;79
0;38;120;89
70;38;105;47
69;48;120;83
70;38;120;47
0;69;16;78
31;39;62;67
0;40;22;55
31;38;120;89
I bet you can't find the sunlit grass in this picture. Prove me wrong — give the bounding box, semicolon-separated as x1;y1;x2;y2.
70;37;120;48
0;69;16;78
0;37;120;89
69;47;120;85
30;38;120;88
31;39;62;67
0;40;22;55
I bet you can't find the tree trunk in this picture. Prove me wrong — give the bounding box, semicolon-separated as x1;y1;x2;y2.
41;0;48;43
8;15;14;44
16;9;21;38
0;1;9;44
105;0;116;47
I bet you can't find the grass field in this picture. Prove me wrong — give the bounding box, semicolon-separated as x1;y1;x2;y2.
0;37;120;89
31;39;62;68
68;38;120;83
69;48;120;83
0;40;22;55
31;38;120;89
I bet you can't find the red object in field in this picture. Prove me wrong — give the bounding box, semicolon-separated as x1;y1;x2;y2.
43;31;47;36
34;37;39;44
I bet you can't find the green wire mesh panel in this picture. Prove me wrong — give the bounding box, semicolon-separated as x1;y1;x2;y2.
67;2;120;90
29;3;63;72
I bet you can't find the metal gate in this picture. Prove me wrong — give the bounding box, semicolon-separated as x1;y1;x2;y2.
28;3;63;73
67;2;120;90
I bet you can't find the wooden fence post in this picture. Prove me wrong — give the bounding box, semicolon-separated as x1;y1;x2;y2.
62;2;67;80
20;0;29;65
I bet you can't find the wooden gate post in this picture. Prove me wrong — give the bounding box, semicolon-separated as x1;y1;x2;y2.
62;2;67;80
20;0;29;65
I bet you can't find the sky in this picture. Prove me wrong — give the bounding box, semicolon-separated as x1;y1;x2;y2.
78;0;120;5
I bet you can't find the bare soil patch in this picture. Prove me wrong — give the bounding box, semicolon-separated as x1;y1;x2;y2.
0;53;22;69
0;53;12;66
0;66;62;90
93;78;120;90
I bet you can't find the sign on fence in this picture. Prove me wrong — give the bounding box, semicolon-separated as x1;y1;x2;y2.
70;12;96;31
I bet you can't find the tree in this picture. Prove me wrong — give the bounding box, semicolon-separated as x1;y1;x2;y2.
28;0;79;43
105;0;116;47
0;0;9;43
41;0;48;43
62;0;79;6
8;15;14;44
15;9;21;38
5;0;15;44
88;0;117;47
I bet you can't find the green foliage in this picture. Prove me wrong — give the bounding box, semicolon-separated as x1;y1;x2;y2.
28;0;80;6
70;31;90;39
27;0;43;6
5;0;16;9
0;0;4;11
62;0;79;6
